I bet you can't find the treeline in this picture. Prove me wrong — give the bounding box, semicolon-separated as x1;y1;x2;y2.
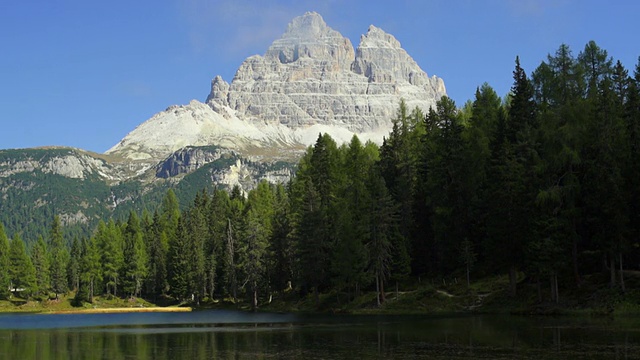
1;41;640;308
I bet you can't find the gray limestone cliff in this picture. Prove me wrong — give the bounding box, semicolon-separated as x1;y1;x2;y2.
206;12;446;134
107;11;447;174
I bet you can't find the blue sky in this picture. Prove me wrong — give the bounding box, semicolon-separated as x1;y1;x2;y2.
1;0;638;153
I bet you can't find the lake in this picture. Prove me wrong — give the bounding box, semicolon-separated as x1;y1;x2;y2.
0;310;639;359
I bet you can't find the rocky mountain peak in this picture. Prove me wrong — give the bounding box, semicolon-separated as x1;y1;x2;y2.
109;11;447;164
282;11;331;40
352;24;436;87
264;11;354;67
359;25;402;49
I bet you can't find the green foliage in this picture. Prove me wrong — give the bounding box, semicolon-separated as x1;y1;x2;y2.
97;220;124;296
0;224;10;299
49;216;69;298
122;212;148;297
9;234;36;298
2;41;640;312
31;236;50;297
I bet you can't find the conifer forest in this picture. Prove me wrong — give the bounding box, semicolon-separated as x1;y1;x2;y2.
2;42;640;311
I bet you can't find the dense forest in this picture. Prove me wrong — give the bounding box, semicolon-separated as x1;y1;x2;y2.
1;41;640;310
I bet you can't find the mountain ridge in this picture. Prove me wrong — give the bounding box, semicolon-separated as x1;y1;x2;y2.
107;11;446;166
0;11;446;242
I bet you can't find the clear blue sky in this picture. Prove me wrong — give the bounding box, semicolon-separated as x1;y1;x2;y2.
1;0;638;153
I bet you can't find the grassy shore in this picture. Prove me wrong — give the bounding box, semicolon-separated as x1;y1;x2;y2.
2;272;640;316
48;307;191;314
0;293;191;315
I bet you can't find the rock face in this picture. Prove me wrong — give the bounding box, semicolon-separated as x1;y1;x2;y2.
156;146;229;178
0;12;448;242
0;148;120;181
108;11;446;164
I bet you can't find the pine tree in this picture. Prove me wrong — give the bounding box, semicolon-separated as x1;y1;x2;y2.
379;101;418;273
534;45;586;289
9;234;36;298
423;96;472;274
67;237;82;292
123;212;148;298
31;236;50;297
98;220;124;297
487;57;539;297
331;136;370;301
144;211;168;298
241;181;275;310
0;224;10;299
79;236;102;302
208;189;231;300
186;198;207;303
624;58;640;269
366;165;395;306
268;184;293;295
49;216;69;299
168;216;191;301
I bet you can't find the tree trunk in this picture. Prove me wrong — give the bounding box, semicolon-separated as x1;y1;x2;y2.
466;264;471;288
572;233;581;287
252;285;258;312
509;266;517;298
609;253;616;289
552;273;559;304
379;275;386;304
619;252;626;293
536;277;542;303
314;286;320;307
395;281;399;301
375;275;381;307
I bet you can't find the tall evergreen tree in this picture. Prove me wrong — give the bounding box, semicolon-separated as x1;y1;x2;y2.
331;136;370;301
534;45;586;290
487;57;539;297
79;236;102;302
423;96;472;274
31;236;50;297
268;184;294;294
144;211;168;298
9;234;36;298
241;181;274;310
168;216;191;301
366;165;395;306
186;201;207;303
123;212;148;298
49;216;69;299
0;224;10;299
67;237;82;292
97;220;124;296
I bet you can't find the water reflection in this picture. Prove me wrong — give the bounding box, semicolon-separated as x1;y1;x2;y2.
0;311;639;359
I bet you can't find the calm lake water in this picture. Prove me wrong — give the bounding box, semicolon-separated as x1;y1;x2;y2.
0;310;639;359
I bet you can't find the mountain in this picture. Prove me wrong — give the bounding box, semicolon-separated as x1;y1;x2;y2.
106;12;445;166
0;12;446;242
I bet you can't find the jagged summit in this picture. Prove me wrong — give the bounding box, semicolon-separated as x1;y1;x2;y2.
265;12;354;68
280;11;335;40
359;25;403;49
108;12;447;165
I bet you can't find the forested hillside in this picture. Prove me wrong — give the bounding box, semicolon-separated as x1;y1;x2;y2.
2;41;640;311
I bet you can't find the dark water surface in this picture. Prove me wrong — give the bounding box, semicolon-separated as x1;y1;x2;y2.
0;310;639;359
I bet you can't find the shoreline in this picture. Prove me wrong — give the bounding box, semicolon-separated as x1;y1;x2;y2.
46;307;192;315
